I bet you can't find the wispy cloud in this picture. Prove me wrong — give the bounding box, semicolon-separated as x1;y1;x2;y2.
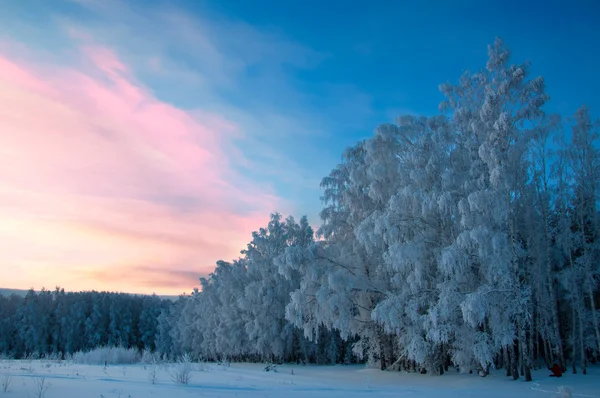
76;266;211;291
0;0;374;294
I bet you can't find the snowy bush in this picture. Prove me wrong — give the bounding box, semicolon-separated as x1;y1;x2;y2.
170;353;193;384
41;352;62;361
24;351;40;361
72;346;140;365
195;360;209;372
141;349;161;364
264;363;277;372
557;386;572;398
148;362;159;384
32;377;51;398
1;373;12;393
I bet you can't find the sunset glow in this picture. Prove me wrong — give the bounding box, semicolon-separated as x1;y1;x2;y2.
2;0;598;295
0;34;280;295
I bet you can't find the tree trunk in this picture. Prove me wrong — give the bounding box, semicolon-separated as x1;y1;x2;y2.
588;286;600;357
510;344;519;380
589;157;600;362
544;200;566;371
504;346;511;377
539;332;547;369
438;345;444;375
379;333;387;371
531;315;538;369
545;339;553;369
444;352;450;372
524;324;533;381
517;332;525;377
578;310;587;375
572;306;577;374
524;333;533;381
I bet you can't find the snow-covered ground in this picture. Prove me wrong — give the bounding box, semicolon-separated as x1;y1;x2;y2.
1;359;599;398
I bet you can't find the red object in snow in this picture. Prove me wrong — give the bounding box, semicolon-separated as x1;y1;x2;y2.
550;364;562;378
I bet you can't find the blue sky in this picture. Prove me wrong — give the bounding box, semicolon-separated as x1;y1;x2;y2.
170;0;600;219
0;0;599;293
5;0;599;221
224;0;600;219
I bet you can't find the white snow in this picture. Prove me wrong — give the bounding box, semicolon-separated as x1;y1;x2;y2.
1;359;599;398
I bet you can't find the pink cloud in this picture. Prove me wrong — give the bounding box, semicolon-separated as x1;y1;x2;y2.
0;42;281;295
81;46;128;77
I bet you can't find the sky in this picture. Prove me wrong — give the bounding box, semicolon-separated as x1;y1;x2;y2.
0;0;598;295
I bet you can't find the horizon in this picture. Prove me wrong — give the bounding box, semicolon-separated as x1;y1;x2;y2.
1;0;599;295
0;286;185;299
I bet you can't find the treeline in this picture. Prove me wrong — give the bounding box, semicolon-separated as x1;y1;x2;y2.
154;215;359;365
161;39;600;380
0;288;170;358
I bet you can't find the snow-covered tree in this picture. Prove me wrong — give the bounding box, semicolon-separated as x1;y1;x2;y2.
278;142;396;369
170;214;318;362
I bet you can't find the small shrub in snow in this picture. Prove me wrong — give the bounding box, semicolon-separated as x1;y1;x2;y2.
141;349;160;364
2;373;12;393
72;346;140;365
148;362;159;385
0;353;12;361
32;377;51;398
41;352;62;361
264;363;277;372
195;360;209;372
557;386;572;398
170;353;193;384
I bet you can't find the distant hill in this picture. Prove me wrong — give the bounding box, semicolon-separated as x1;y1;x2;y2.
0;288;28;297
0;288;181;301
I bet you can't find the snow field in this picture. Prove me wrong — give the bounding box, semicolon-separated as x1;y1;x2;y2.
0;359;599;398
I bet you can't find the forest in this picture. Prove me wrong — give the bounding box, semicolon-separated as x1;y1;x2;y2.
0;38;599;382
0;289;168;357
